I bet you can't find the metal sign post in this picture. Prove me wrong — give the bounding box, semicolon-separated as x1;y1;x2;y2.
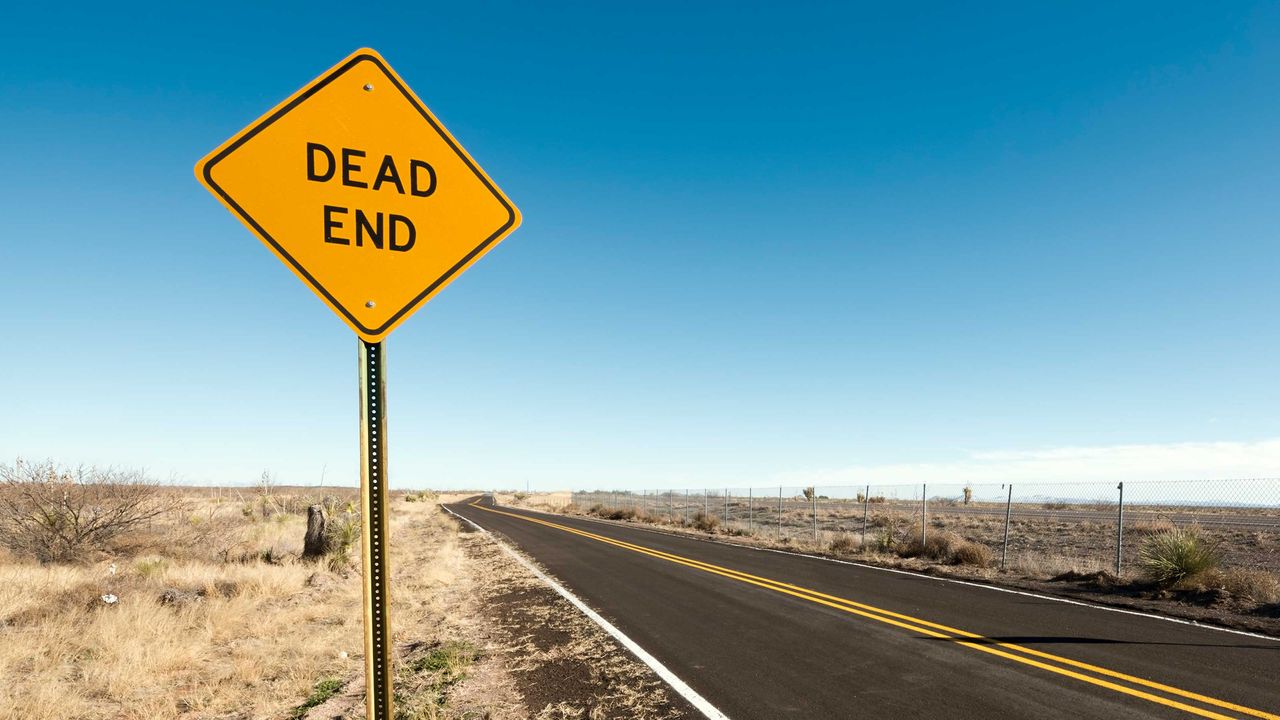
359;340;392;719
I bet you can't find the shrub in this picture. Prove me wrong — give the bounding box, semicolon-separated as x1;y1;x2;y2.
895;531;991;567
323;511;360;572
0;460;183;563
950;542;993;568
828;534;859;555
692;511;720;533
899;532;960;561
1138;526;1221;585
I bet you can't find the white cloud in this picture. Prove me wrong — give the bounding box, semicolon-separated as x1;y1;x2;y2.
775;438;1280;490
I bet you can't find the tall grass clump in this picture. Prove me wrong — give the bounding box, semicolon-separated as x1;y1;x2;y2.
1138;526;1221;585
691;511;720;533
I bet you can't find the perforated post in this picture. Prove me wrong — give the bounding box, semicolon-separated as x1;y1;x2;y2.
359;340;393;720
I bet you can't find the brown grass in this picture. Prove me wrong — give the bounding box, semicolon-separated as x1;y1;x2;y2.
828;534;859;555
1191;568;1280;604
0;485;511;720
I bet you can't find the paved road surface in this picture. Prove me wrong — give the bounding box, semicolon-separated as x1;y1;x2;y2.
448;496;1279;720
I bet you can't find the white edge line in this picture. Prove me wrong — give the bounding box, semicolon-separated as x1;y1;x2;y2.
440;503;733;720
501;502;1280;644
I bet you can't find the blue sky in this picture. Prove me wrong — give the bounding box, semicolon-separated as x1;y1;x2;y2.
3;3;1280;490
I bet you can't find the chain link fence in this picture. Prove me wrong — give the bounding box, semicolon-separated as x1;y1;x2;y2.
571;479;1280;577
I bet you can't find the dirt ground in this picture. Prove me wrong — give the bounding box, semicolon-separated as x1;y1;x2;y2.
450;517;694;720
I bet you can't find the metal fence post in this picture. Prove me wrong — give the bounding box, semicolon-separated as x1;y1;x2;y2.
1116;481;1125;575
685;489;689;525
725;490;731;530
748;487;754;533
812;489;818;542
704;489;709;521
921;483;928;545
778;487;783;538
861;484;870;548
1001;484;1013;570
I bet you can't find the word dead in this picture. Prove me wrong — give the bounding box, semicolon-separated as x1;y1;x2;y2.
307;142;437;252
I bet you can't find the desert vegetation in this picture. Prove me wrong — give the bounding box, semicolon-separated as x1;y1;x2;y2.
0;471;696;719
0;461;504;719
569;489;1280;626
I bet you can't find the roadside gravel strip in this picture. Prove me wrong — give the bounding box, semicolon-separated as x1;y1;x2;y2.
442;503;705;719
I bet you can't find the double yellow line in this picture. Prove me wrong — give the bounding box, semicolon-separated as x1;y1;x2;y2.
468;500;1277;720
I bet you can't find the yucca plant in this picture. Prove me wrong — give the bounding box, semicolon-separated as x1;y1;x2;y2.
1138;526;1221;585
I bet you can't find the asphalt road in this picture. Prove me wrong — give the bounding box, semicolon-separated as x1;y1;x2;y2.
448;496;1280;720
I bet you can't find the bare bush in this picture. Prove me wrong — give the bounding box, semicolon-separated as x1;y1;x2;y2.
0;460;183;563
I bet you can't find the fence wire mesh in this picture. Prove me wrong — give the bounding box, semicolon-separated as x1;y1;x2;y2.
571;479;1280;577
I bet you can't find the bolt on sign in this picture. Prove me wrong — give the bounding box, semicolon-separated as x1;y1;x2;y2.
194;48;521;720
196;47;520;342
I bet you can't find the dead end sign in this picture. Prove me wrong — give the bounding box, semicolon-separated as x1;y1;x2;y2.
194;48;521;720
195;47;521;342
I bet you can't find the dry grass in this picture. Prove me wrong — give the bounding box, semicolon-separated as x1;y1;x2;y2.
0;484;514;720
827;534;859;555
894;531;991;567
1193;568;1280;604
0;503;360;720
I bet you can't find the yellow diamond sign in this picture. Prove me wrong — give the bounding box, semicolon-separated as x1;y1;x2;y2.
195;48;521;341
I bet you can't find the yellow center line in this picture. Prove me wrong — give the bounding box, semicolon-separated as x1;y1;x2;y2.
467;500;1278;720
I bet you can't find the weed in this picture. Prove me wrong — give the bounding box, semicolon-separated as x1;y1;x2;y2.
135;557;168;579
287;678;344;720
409;641;478;676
